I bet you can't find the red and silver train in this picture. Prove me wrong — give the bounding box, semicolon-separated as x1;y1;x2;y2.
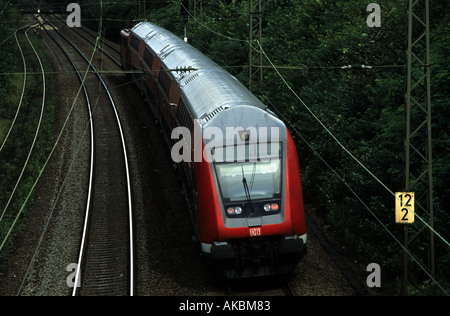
120;22;307;278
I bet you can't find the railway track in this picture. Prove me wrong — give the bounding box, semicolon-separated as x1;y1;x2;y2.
0;25;46;227
0;27;28;153
30;10;135;296
50;13;121;67
53;14;121;69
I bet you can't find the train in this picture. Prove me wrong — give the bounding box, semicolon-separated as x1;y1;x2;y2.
120;22;307;278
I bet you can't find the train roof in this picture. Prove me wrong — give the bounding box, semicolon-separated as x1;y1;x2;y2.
130;22;268;124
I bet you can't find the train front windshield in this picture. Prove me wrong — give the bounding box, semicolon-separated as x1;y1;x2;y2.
215;159;281;203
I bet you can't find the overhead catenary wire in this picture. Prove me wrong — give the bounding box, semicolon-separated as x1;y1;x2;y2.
0;20;33;49
0;0;11;17
256;40;450;251
0;62;410;76
174;0;248;43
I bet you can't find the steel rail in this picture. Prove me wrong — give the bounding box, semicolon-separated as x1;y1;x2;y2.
13;10;96;295
50;13;121;67
0;26;46;227
0;27;29;153
42;16;134;296
10;0;132;295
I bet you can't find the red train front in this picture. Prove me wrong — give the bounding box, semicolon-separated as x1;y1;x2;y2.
121;22;307;279
192;106;307;278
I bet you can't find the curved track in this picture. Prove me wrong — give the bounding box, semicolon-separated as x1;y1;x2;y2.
37;12;134;296
0;25;46;229
0;27;28;153
51;13;121;67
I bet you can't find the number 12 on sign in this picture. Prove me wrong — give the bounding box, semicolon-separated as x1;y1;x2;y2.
395;192;415;224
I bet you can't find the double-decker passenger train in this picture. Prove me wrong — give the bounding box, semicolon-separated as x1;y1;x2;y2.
121;22;307;278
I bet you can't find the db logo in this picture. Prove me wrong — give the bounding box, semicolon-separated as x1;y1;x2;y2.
249;227;261;237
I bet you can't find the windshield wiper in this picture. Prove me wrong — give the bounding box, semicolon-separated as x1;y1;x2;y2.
241;166;255;215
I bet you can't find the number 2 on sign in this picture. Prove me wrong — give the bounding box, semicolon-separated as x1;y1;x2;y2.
395;192;415;224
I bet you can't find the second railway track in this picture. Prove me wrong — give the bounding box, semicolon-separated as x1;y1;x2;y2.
34;11;134;296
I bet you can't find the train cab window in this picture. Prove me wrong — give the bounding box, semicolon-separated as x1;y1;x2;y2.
214;158;282;203
212;141;282;206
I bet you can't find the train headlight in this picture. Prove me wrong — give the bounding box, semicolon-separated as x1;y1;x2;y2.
264;203;279;212
227;207;243;215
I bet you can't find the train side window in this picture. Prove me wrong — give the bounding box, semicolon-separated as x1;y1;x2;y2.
183;104;190;128
176;98;193;130
159;69;172;97
130;35;140;51
176;98;186;126
143;49;154;68
176;99;184;126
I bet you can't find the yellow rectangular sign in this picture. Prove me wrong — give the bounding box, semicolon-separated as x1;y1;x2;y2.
395;192;415;224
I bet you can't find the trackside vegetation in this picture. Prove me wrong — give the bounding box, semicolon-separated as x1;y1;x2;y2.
0;3;56;271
